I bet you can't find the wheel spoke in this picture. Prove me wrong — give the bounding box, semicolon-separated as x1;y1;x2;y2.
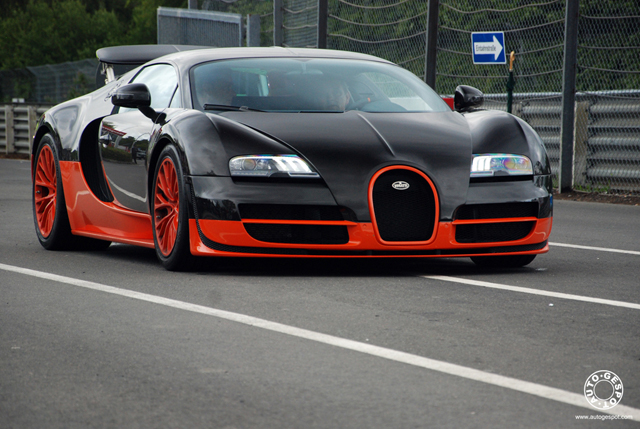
154;158;180;256
34;145;57;237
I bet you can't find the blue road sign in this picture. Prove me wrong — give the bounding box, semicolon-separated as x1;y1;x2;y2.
471;32;506;64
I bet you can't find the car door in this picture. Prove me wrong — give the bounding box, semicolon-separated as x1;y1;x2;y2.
99;64;179;213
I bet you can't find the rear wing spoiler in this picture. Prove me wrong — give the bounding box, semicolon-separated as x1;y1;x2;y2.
95;44;210;86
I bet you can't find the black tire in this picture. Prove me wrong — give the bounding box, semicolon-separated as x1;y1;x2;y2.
151;145;195;271
32;134;111;251
470;254;536;268
33;134;74;250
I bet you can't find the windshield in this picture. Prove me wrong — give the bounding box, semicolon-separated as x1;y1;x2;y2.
190;58;450;113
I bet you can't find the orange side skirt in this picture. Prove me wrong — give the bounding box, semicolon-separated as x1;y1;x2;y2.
60;161;155;248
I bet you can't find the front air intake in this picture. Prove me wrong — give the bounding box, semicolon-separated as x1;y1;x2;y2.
244;224;349;244
370;168;438;243
455;221;534;243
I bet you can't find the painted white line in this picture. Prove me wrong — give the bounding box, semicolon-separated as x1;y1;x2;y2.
1;262;639;421
550;242;640;256
423;275;640;311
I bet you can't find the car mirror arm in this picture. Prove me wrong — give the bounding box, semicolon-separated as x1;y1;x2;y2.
139;106;161;123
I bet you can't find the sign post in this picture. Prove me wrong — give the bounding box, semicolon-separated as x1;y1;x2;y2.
507;51;515;113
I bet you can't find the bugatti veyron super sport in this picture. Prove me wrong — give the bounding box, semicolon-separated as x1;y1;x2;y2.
31;45;553;270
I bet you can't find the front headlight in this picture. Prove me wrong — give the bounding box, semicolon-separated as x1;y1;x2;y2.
470;154;533;177
229;155;320;178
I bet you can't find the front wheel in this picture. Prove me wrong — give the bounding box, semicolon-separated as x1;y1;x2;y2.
471;254;536;268
151;145;195;271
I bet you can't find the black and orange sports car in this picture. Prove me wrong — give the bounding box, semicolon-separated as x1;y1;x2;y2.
32;46;552;270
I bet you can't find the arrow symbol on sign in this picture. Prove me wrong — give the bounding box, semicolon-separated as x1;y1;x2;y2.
474;35;503;60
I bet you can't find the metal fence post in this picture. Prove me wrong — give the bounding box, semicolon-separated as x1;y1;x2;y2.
317;0;328;49
28;105;38;153
5;105;15;155
572;100;590;189
424;0;439;89
274;0;284;47
560;0;579;192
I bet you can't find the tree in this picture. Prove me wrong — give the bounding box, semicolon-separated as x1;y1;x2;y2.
0;0;122;69
0;0;188;70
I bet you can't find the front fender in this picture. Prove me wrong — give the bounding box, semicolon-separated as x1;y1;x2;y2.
154;110;296;177
463;109;551;176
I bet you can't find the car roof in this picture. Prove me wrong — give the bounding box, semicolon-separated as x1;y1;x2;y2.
145;46;395;67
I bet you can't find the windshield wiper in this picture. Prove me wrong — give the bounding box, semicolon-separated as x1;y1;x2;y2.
203;104;264;112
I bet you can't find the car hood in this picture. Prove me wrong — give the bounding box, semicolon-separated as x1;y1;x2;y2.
221;110;472;221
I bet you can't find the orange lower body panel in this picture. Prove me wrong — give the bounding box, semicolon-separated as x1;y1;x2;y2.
60;161;155;248
190;217;552;258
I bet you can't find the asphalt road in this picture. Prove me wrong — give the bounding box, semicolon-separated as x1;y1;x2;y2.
1;158;639;428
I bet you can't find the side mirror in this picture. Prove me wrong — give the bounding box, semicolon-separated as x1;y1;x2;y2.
111;83;162;122
112;83;151;108
454;85;484;112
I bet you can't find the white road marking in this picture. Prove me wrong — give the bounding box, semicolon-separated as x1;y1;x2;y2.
423;275;640;311
1;262;639;421
550;242;640;256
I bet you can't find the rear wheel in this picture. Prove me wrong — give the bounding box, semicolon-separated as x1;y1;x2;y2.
471;254;536;268
32;134;111;251
152;145;195;271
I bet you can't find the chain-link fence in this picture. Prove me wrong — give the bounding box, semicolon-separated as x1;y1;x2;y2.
281;0;319;47
573;2;640;193
260;8;275;46
0;68;33;103
0;59;98;104
328;0;429;79
436;0;565;95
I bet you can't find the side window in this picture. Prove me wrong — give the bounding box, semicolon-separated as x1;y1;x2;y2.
120;64;178;113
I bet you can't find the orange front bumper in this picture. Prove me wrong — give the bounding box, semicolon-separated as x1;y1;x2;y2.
189;217;552;258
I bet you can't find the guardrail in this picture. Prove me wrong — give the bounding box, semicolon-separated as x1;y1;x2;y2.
1;104;52;156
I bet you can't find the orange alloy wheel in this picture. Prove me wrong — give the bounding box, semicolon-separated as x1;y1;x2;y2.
154;157;180;256
34;145;58;237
